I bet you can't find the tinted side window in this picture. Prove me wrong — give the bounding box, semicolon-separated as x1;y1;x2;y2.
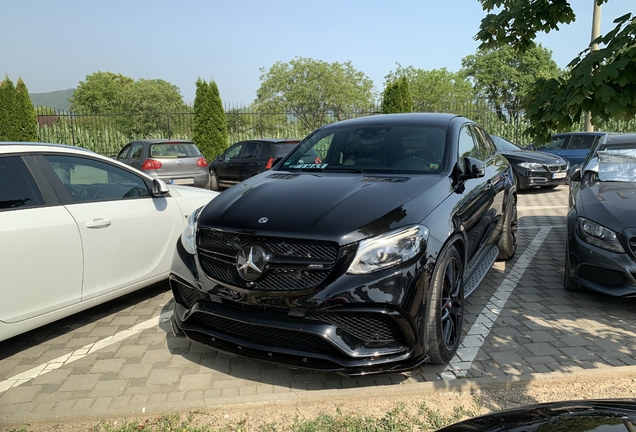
241;142;262;159
42;154;150;203
130;142;143;159
567;135;596;150
472;126;496;160
225;143;243;160
118;144;132;159
0;156;45;211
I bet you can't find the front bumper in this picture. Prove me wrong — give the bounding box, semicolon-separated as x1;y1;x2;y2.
168;235;436;375
517;169;569;189
567;230;636;296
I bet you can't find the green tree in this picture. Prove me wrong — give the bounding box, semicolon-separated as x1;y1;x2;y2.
461;45;560;123
476;0;636;142
0;76;19;141
256;57;375;131
381;77;413;114
70;71;134;113
384;65;475;112
15;78;38;142
193;79;228;161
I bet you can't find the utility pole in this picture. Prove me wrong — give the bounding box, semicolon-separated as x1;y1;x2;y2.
585;1;602;131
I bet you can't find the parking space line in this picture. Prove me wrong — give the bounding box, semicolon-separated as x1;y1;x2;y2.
0;311;173;394
441;226;552;380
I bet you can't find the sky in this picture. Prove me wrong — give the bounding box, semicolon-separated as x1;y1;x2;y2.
2;0;633;106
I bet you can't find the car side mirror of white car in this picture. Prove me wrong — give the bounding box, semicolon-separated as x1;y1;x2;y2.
151;178;170;196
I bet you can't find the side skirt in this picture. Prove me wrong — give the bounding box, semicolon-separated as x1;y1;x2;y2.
464;245;499;298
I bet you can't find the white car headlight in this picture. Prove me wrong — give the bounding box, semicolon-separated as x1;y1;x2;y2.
577;217;625;253
181;206;204;255
518;162;546;171
347;225;429;275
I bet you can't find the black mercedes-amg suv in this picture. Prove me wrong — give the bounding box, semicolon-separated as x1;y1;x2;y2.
169;113;517;375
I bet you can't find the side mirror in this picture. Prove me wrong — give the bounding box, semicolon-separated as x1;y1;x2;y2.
461;157;486;180
151;178;170;196
569;165;581;182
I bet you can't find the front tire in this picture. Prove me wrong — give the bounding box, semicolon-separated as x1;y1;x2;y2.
425;245;464;364
498;195;517;260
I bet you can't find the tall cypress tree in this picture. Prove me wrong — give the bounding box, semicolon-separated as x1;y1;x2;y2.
0;80;7;141
0;76;20;141
15;78;39;142
381;77;413;114
209;80;228;158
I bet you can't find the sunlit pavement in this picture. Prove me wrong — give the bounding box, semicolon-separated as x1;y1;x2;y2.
2;185;636;428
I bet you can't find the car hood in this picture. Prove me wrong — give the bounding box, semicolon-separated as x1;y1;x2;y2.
168;185;219;220
577;181;636;232
499;149;566;164
437;399;636;431
198;172;452;244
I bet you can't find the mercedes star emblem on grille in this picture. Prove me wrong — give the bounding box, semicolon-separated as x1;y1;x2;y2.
236;245;266;281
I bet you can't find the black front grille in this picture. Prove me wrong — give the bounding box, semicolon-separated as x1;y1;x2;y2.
546;163;568;172
629;238;636;256
579;266;626;286
191;311;339;354
170;278;208;308
307;312;406;345
197;229;340;290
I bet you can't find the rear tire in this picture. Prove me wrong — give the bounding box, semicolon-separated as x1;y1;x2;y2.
497;195;517;260
425;245;464;364
513;170;524;191
210;172;220;191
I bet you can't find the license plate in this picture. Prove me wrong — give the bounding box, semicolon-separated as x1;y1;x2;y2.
171;178;194;185
552;172;567;179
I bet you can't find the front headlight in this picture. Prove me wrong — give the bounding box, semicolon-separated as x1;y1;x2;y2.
577;217;625;253
347;225;429;275
181;206;204;255
518;162;546;171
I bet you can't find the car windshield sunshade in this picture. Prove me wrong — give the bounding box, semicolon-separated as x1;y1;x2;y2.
597;149;636;182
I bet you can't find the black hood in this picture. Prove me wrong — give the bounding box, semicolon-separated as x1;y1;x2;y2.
437;399;636;431
499;149;566;164
198;171;452;244
577;182;636;233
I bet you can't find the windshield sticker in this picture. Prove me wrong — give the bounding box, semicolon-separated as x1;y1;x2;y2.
288;163;329;169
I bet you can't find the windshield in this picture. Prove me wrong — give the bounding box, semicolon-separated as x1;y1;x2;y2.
281;124;447;174
491;135;521;151
596;148;636;182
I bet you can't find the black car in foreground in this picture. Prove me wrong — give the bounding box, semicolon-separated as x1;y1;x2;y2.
438;399;636;431
208;138;300;190
169;113;517;375
565;133;636;296
491;135;569;190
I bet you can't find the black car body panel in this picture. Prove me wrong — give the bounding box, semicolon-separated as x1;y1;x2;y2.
491;135;569;190
566;133;636;296
438;399;636;431
170;113;517;375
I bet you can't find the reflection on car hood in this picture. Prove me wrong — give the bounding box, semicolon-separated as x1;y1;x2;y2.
578;182;636;232
499;149;566;164
198;172;452;244
437;399;636;431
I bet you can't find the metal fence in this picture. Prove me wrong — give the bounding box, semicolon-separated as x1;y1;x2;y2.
35;103;636;157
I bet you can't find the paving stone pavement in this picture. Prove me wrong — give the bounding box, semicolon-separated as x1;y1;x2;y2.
2;185;636;428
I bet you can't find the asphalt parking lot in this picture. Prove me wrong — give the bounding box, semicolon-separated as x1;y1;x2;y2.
2;185;636;428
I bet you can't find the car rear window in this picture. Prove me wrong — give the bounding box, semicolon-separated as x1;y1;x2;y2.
271;143;297;158
150;142;202;158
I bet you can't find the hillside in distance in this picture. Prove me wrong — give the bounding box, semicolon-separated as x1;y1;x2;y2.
30;89;75;110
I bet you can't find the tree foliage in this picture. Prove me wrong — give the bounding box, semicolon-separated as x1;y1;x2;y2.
70;71;188;138
0;76;21;141
476;0;636;142
193;78;228;160
15;78;38;142
381;77;413;114
256;57;375;131
384;65;475;113
461;45;560;123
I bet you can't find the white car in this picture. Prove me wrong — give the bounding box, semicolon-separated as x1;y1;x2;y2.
0;142;218;342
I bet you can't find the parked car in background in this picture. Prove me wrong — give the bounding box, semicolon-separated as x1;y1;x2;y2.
208;138;300;190
565;133;636;296
169;113;517;375
438;399;636;431
0;142;218;342
491;135;569;190
116;139;210;189
526;132;611;166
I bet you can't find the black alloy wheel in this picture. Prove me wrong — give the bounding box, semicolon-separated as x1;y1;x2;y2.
425;246;464;364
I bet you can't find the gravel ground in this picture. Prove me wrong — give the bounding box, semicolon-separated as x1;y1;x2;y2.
6;367;636;431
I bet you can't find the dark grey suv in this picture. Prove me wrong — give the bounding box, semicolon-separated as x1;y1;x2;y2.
208;139;301;190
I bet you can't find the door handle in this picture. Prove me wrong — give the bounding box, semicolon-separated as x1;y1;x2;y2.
86;218;112;229
485;180;493;190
